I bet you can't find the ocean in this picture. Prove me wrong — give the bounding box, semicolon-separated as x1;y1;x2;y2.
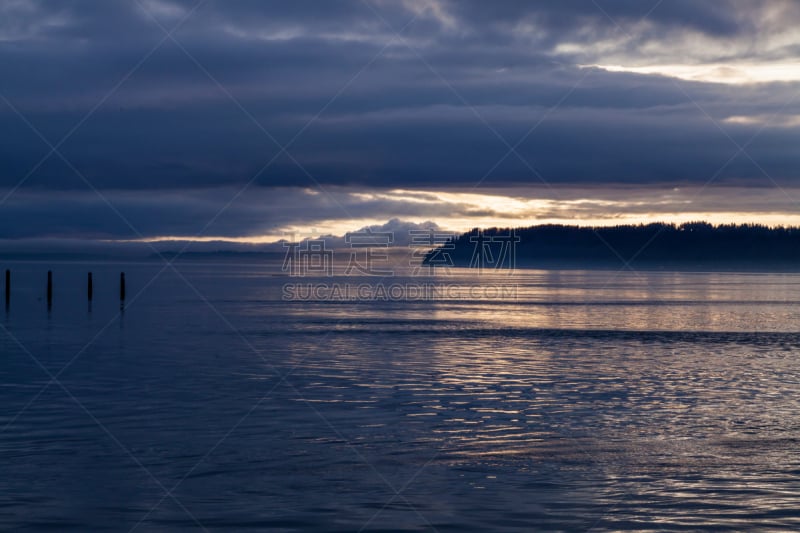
1;260;799;531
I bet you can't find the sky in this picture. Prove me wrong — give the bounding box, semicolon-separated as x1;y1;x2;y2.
2;0;800;249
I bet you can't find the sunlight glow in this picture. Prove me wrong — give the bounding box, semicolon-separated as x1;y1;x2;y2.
589;62;800;85
123;183;800;245
724;114;800;128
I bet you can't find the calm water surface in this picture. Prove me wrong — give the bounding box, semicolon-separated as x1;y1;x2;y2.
1;261;799;531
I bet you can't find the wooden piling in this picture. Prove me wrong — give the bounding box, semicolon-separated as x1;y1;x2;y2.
120;272;126;302
4;269;9;306
47;270;53;308
88;272;93;301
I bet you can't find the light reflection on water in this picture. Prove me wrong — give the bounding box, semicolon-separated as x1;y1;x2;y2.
1;261;799;531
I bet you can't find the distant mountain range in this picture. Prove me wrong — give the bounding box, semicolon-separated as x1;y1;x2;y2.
423;222;800;268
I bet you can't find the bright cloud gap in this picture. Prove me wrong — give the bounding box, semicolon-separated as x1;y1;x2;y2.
100;185;800;247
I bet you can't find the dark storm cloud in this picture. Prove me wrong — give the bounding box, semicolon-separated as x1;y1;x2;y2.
0;186;454;239
2;0;800;240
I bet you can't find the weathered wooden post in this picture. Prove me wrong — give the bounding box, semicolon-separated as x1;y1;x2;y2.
120;272;126;302
47;270;53;308
88;272;93;302
4;269;9;308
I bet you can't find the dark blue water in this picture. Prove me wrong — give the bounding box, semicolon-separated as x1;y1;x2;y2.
1;261;800;531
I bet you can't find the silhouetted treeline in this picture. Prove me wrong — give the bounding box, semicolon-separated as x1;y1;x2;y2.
424;222;800;267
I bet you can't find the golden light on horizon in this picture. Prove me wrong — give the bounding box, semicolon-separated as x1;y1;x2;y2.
116;184;800;245
129;214;800;246
588;62;800;85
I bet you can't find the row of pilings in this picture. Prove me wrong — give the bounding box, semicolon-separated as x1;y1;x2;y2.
4;269;125;309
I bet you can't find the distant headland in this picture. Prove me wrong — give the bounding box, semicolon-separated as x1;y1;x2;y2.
423;222;800;269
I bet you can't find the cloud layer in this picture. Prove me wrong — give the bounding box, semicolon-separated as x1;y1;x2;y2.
1;0;800;242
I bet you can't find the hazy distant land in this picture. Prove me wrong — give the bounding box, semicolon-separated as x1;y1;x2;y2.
6;222;800;271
